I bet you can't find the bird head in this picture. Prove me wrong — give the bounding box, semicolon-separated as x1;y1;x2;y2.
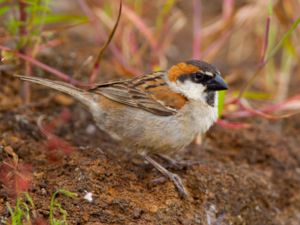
166;60;228;107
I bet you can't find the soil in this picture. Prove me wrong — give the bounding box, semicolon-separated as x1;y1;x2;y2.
1;8;300;225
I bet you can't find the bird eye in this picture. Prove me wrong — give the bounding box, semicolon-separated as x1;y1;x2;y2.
191;73;212;83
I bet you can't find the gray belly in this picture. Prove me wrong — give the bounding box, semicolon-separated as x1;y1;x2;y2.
93;106;197;155
91;99;217;155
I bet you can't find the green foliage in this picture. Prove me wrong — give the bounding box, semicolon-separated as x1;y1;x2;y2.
41;14;87;25
0;5;9;16
49;189;77;225
0;0;87;51
6;190;76;225
267;0;273;16
6;193;34;225
3;0;50;49
240;15;300;98
155;0;176;31
267;17;300;61
235;91;272;101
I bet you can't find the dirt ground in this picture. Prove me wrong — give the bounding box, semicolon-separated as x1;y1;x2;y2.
1;39;300;225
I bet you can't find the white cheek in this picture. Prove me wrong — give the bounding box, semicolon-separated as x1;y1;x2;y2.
167;80;207;103
215;92;219;107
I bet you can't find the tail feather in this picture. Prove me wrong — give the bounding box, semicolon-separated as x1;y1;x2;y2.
16;75;94;107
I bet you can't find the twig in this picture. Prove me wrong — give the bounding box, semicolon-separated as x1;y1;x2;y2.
77;0;141;75
89;0;123;83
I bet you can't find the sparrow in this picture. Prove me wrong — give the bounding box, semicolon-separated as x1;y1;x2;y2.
17;60;228;198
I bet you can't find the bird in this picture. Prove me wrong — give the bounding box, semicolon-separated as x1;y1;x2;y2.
17;59;228;198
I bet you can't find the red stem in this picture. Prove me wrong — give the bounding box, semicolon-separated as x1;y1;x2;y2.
260;16;271;64
222;0;234;20
0;45;85;86
216;119;250;129
38;39;64;52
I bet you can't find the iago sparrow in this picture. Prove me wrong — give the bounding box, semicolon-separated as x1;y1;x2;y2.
18;60;228;198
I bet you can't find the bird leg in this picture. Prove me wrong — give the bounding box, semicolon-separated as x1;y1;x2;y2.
157;154;199;170
143;154;188;199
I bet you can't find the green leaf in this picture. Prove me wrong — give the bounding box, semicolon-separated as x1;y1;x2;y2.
282;38;297;56
49;189;77;225
267;17;300;60
6;193;35;225
218;90;226;117
103;2;113;16
156;0;175;29
0;6;9;16
26;5;51;14
234;91;272;100
268;0;273;16
40;14;88;25
6;19;23;35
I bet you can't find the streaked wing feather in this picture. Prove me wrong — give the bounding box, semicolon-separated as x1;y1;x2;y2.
93;86;139;106
89;72;184;116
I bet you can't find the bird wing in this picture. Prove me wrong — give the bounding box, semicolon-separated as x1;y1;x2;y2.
89;72;187;116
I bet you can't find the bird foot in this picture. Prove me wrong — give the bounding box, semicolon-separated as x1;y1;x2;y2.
143;154;189;199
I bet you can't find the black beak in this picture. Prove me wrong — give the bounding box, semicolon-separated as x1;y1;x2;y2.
206;74;228;91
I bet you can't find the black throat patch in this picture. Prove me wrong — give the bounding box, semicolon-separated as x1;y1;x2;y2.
206;91;215;107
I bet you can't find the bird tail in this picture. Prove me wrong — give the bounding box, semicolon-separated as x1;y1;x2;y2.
16;75;94;107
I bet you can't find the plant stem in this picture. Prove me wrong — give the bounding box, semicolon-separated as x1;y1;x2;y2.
89;0;123;84
18;0;28;53
0;45;85;86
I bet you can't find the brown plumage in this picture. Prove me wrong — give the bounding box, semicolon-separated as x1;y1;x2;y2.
17;60;228;198
90;71;187;116
167;62;199;82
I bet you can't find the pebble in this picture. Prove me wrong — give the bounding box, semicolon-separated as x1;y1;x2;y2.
86;124;96;135
84;192;93;203
133;208;143;219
